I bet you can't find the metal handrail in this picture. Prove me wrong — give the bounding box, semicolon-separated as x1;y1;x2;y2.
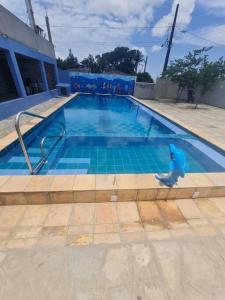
40;121;66;159
15;111;66;175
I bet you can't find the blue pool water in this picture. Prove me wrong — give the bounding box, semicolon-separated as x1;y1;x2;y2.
1;94;225;175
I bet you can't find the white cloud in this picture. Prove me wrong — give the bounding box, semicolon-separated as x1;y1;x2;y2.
151;45;162;53
198;0;225;15
175;24;225;47
0;0;166;60
152;0;196;37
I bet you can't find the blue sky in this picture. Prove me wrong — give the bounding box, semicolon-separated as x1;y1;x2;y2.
1;0;225;79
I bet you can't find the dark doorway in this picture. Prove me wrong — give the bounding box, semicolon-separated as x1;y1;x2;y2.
15;53;44;95
44;62;56;90
0;49;18;102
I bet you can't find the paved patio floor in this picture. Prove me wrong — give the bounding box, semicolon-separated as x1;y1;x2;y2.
0;198;225;299
142;100;225;145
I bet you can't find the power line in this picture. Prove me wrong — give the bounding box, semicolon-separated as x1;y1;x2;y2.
39;24;172;30
180;30;225;47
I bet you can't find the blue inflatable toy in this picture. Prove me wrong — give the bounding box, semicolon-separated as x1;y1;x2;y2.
155;144;186;187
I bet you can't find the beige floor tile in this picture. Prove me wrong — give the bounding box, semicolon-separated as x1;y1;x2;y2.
7;238;37;249
210;198;225;214
44;204;73;226
19;205;50;226
0;239;8;250
95;203;118;224
120;232;145;243
175;199;203;219
195;198;223;217
94;233;120;244
94;224;119;234
144;223;165;231
120;222;144;233
0;206;26;227
169;221;188;229
67;234;93;246
0;176;31;192
25;175;54;192
0;226;13;239
117;202;140;223
37;235;66;247
68;225;93;235
147;229;171;241
50;175;75;191
170;228;195;238
193;225;217;237
14;226;42;239
41;226;68;236
70;203;95;225
157;200;186;223
116;174;138;189
188;218;209;227
138;201;163;224
210;217;225;226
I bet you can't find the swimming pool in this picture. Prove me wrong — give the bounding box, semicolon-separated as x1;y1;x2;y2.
1;94;225;175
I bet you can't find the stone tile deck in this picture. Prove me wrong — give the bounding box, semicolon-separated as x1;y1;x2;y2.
140;99;225;146
0;198;225;299
0;198;224;250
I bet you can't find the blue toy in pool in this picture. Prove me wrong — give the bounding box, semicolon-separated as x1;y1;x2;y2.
155;144;186;187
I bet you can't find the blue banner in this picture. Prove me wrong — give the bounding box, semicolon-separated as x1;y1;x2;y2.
70;72;135;95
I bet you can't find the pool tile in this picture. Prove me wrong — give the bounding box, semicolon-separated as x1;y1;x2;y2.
195;198;223;217
117;202;140;223
95;203;118;224
44;204;73;226
70;203;95;225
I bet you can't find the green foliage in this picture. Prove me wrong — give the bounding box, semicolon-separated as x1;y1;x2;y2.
57;49;79;70
81;55;101;73
164;47;225;99
136;72;154;83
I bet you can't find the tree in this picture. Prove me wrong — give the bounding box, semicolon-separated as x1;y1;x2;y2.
163;47;225;108
136;72;154;83
57;49;79;70
81;55;101;73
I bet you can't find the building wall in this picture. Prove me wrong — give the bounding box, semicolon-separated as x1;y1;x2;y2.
134;82;155;100
0;4;55;58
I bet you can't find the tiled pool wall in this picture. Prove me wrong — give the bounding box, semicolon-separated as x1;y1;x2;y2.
0;93;225;205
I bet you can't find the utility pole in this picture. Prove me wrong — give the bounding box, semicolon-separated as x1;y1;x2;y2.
45;9;53;43
25;0;36;30
162;3;179;74
144;56;148;73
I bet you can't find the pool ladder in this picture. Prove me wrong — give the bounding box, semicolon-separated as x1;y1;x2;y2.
15;111;66;175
